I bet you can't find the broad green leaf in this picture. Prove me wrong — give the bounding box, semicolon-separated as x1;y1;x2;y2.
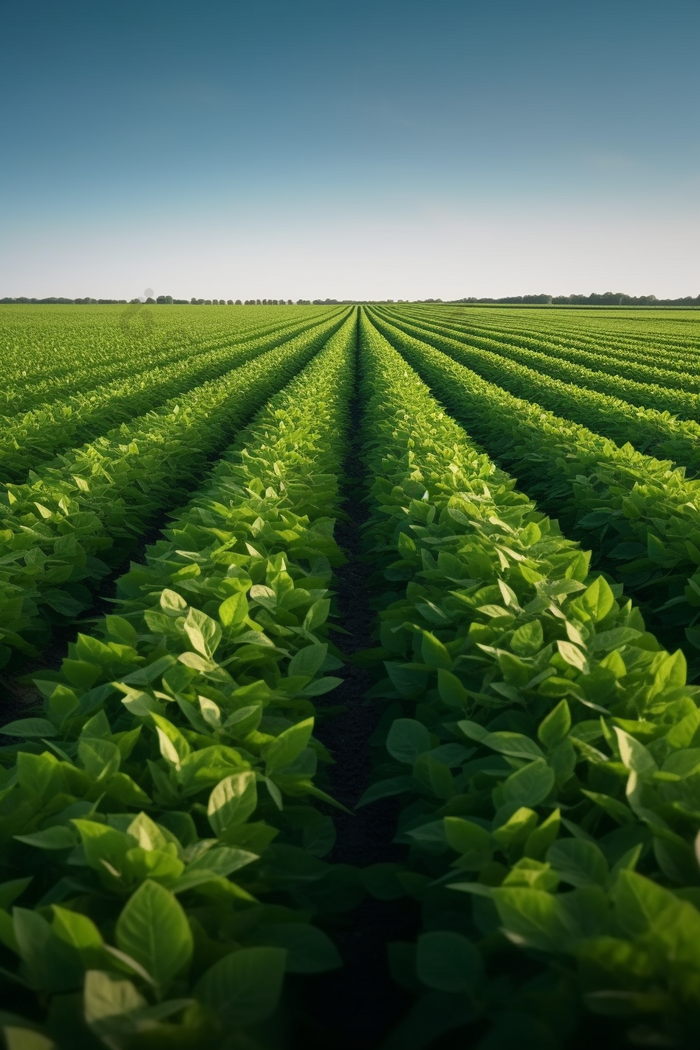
444;817;492;870
84;969;146;1024
0;718;57;738
421;631;452;669
579;576;615;622
437;669;468;708
386;719;432;765
491;887;572;953
184;607;222;658
523;809;561;861
3;1029;57;1050
537;700;571;749
195;947;286;1027
263;718;314;775
151;713;191;770
503;759;555;807
51;906;103;963
115;881;192;990
510;619;543;656
614;728;657;776
218;592;248;628
207;771;258;838
289;643;327;678
546;839;609;888
71;820;132;874
15;826;77;851
556;640;589;674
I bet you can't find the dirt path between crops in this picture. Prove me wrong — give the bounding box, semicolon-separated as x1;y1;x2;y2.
296;316;419;1050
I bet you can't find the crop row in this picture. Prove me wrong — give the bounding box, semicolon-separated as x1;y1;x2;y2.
367;311;700;670
0;310;335;484
356;314;700;1049
379;308;700;422
0;304;321;385
0;318;359;1049
0;308;341;416
0;311;349;667
373;308;700;477
1;307;699;1049
408;305;700;359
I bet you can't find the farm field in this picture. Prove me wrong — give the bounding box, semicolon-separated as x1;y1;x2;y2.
1;302;700;1050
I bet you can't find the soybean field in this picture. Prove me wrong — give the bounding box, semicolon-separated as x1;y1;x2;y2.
1;301;700;1050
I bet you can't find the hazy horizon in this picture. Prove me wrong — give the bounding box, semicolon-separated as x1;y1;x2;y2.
2;0;698;302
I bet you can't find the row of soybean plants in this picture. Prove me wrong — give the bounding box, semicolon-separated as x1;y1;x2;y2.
386;307;700;421
0;307;339;420
367;309;700;674
0;311;349;670
0;304;312;395
0;309;344;483
355;314;700;1050
373;307;700;475
406;305;700;367
0;316;360;1050
3;308;700;1049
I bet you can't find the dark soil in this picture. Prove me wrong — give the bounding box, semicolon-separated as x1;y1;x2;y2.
293;322;419;1050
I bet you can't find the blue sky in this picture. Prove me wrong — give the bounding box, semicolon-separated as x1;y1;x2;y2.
1;0;698;300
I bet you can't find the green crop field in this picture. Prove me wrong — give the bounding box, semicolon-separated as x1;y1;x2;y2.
1;302;700;1050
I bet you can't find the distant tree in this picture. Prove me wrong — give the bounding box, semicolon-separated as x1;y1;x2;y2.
235;299;242;305
227;299;233;305
156;295;173;304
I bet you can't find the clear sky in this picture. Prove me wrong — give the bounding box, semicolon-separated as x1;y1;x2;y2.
1;0;698;301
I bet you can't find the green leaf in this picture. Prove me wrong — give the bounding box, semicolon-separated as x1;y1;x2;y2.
303;599;330;632
195;947;286;1027
289;643;327;678
444;818;493;870
207;771;258;838
184;607;222;658
386;719;432;765
416;931;483;993
115;881;192;991
356;776;415;807
173;847;258;892
83;969;146;1027
546;839;609;888
491;887;572;953
14;826;77;851
437;669;468;708
150;713;191;770
614;728;657;776
523;809;561;861
579;576;615;622
481;731;545;761
78;738;121;781
3;1029;57;1050
510;619;544;656
51;906;103;962
263;717;314;775
503;759;555;807
218;592;248;628
421;631;452;669
537;700;571;749
556;640;589;674
0;718;57;738
72;820;131;874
